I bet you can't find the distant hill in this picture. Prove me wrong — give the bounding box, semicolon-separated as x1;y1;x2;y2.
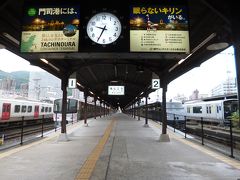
0;70;29;89
0;70;8;79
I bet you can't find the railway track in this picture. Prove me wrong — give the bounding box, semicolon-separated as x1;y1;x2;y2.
0;120;56;149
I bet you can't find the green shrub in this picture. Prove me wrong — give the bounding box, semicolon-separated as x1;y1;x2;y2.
231;110;239;127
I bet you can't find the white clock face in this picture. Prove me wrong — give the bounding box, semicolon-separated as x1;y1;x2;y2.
87;12;122;45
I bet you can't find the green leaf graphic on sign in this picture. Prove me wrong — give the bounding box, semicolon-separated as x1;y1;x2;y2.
28;8;36;16
21;35;36;52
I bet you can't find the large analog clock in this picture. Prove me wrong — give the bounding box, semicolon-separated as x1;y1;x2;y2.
86;12;122;45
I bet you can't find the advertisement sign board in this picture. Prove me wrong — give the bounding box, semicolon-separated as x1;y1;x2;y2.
130;5;189;53
21;5;80;52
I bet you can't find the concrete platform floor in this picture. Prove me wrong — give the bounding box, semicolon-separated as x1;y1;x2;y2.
0;113;239;180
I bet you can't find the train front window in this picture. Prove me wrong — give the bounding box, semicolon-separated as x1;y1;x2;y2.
54;99;62;113
224;100;238;119
224;100;238;113
68;99;77;113
231;103;238;112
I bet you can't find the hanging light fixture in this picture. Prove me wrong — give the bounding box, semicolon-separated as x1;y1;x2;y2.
206;42;229;50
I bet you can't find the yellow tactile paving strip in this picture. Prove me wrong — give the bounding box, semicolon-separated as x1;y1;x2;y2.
0;121;85;159
75;119;115;180
150;120;240;170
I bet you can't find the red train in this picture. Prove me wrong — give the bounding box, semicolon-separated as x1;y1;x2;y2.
0;98;53;122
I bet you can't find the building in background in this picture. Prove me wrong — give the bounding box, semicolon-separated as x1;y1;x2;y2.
28;71;85;101
173;94;187;102
0;77;16;91
189;89;199;100
69;88;84;101
19;83;28;97
0;77;16;97
211;77;237;96
28;71;62;101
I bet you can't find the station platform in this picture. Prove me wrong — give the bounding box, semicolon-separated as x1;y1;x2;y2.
0;113;240;180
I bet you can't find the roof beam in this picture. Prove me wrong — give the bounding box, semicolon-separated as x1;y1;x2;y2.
87;66;98;82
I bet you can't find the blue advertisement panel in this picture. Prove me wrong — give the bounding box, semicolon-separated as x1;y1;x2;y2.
130;5;189;53
21;5;80;52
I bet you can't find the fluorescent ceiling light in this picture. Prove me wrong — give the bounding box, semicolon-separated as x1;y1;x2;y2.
40;58;48;64
178;59;185;65
2;32;20;45
169;33;216;72
110;80;119;83
77;82;84;88
206;42;229;51
40;58;60;71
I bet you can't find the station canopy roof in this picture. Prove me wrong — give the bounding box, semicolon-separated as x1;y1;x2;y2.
0;0;236;108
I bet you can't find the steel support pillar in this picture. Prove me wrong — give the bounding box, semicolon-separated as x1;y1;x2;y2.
231;9;240;127
138;99;140;121
61;77;67;134
100;101;102;118
159;82;170;142
84;91;88;126
144;95;149;127
104;103;106;117
134;103;136;119
94;96;97;119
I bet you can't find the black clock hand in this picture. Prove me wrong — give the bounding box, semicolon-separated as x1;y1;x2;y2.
96;26;108;30
97;25;107;42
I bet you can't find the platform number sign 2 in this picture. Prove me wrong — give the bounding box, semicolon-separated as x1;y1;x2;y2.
152;79;160;89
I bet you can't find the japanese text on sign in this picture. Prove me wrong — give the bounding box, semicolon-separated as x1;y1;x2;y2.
38;8;77;15
133;7;183;15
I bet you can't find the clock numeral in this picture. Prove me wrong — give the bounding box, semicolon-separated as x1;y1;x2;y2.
91;22;96;26
109;17;111;21
92;33;95;38
102;39;106;44
113;33;117;37
90;27;93;32
115;27;118;31
96;17;100;21
109;37;112;42
102;15;106;20
114;21;116;25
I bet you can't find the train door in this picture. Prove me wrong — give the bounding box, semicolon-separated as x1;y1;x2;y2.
34;105;39;118
215;103;222;119
2;103;11;120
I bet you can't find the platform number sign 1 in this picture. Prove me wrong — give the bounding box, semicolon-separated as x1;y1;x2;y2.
68;78;76;89
152;79;160;89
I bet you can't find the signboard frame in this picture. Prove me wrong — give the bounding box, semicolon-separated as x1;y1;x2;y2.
152;79;160;89
68;78;77;88
130;4;189;53
108;85;125;96
21;4;80;53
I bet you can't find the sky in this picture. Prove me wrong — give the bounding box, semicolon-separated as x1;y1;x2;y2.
0;49;43;72
0;46;237;100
